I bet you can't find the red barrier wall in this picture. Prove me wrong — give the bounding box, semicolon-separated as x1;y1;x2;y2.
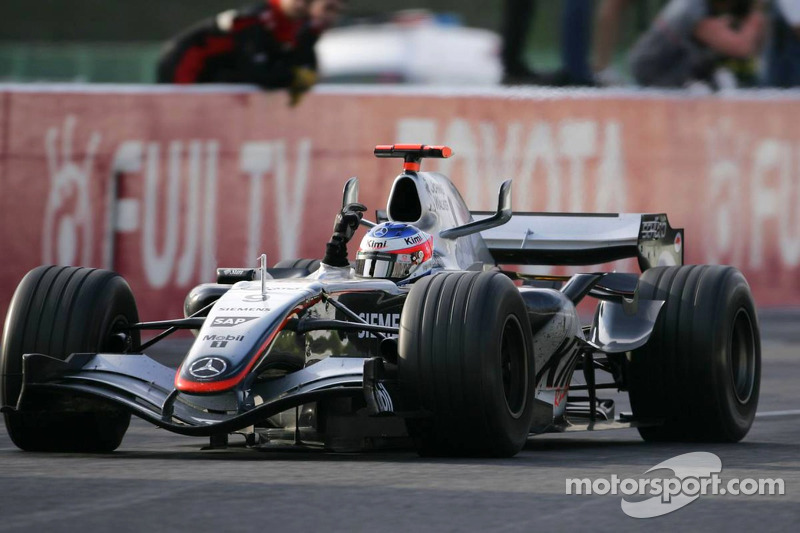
1;86;799;322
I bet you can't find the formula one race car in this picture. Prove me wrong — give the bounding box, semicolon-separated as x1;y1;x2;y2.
1;144;760;457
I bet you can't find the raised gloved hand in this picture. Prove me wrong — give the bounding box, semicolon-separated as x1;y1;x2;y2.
332;203;367;241
322;203;367;267
289;67;318;107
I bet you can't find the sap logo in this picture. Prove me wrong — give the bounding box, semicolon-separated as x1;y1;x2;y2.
404;235;422;246
211;317;257;327
203;335;245;342
358;312;400;339
367;240;387;249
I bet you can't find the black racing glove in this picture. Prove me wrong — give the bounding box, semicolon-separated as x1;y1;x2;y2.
322;203;367;267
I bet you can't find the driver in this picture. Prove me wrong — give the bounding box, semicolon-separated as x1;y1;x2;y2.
320;204;437;284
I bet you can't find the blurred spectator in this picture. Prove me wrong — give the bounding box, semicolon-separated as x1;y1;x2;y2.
560;0;596;85
593;0;638;85
629;0;764;88
501;0;595;86
157;0;344;104
501;0;538;83
763;0;800;87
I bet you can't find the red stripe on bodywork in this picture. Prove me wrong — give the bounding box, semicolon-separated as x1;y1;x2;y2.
175;298;320;394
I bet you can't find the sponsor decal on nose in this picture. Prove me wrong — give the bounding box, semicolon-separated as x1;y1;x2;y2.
211;316;257;327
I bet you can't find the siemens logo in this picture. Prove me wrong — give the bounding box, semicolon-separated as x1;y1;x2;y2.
357;312;400;339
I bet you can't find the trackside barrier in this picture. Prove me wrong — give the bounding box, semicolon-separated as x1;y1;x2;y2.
1;85;799;321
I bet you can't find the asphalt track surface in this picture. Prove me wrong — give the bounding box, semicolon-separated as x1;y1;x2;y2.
1;311;798;532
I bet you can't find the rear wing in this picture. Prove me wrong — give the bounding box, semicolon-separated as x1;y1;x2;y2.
474;212;683;271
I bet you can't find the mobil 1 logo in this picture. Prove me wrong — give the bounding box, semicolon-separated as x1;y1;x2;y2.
204;334;244;349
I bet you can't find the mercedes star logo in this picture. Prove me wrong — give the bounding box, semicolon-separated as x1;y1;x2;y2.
189;357;228;379
374;226;389;237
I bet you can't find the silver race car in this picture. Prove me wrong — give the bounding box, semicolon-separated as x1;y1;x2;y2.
0;144;760;457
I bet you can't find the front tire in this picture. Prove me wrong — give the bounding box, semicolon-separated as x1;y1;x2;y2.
628;265;760;442
398;272;536;457
1;266;139;452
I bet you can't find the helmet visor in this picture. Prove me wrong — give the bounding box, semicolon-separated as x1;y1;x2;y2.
355;251;415;280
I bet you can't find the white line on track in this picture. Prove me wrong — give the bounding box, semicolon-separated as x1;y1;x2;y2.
756;409;800;418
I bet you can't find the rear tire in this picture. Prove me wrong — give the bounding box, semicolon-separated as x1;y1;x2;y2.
398;272;536;457
1;266;139;452
628;265;760;442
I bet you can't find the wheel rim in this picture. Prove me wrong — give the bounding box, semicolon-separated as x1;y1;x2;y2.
729;308;756;404
500;315;528;418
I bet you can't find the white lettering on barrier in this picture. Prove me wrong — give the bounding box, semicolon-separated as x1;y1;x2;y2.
44;122;309;291
239;139;311;264
595;122;627;214
750;140;782;269
705;122;747;266
519;122;561;213
397;117;626;214
778;143;800;266
559;120;597;212
442;119;480;207
706;122;800;270
107;139;219;288
396;117;628;274
142;142;181;288
42;116;100;266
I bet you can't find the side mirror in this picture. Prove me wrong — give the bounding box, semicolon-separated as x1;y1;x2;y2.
342;177;376;228
342;177;360;208
439;180;512;240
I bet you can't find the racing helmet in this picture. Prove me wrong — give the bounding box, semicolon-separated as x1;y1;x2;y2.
355;223;434;282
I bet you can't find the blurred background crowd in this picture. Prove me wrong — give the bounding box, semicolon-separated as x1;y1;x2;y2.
0;0;797;90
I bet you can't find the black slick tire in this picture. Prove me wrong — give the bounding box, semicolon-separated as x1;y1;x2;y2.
1;266;139;452
398;271;536;457
628;265;760;442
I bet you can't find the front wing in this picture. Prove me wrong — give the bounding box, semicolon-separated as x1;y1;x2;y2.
4;353;392;436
